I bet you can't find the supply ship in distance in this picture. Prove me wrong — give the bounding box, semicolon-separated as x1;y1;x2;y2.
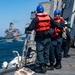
4;22;22;42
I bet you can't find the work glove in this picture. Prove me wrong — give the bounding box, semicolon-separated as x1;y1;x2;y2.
69;40;73;46
48;28;54;35
25;28;31;34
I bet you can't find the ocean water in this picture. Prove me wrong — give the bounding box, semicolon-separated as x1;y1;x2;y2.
0;37;25;69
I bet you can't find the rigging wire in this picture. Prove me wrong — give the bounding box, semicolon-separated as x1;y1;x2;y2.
3;34;25;39
0;33;25;41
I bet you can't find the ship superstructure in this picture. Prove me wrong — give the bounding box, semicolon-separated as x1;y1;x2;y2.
40;0;75;46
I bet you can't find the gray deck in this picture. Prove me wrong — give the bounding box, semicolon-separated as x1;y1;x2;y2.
36;47;75;75
0;47;75;75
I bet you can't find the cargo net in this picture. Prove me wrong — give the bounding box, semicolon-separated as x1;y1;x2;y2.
23;30;37;66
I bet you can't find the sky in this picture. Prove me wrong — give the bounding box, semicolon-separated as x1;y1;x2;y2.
0;0;49;37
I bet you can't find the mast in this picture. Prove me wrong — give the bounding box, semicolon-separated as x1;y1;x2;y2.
9;22;14;30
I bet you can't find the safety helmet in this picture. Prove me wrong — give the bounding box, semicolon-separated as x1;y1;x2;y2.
54;9;61;15
67;21;71;25
36;5;44;13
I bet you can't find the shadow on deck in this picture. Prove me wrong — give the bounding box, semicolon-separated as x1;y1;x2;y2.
36;47;75;75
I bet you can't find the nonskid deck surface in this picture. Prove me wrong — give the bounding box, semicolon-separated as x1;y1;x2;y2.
0;48;75;75
36;47;75;75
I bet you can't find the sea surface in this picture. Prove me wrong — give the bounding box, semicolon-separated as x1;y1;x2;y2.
0;37;25;69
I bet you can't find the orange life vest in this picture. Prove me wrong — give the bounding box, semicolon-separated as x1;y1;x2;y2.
35;12;51;32
51;17;66;38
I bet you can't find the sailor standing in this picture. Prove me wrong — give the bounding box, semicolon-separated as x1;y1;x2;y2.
49;9;66;70
25;5;63;73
